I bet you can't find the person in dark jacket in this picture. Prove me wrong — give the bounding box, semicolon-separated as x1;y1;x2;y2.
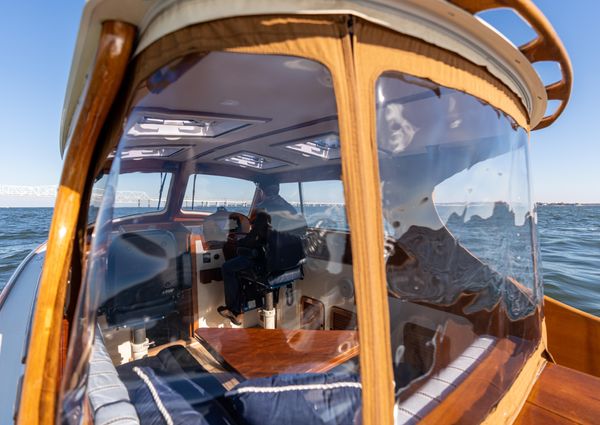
252;180;306;236
218;211;271;325
254;181;297;216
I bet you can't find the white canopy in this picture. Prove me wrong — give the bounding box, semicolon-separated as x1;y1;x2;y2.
60;0;546;154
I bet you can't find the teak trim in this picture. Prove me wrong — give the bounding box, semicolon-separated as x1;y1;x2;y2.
544;295;600;377
514;362;600;424
17;21;135;425
448;0;573;130
353;18;529;130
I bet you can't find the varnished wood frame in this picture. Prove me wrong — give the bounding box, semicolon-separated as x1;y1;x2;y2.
448;0;573;130
544;295;600;377
120;15;395;424
17;21;136;425
353;17;546;424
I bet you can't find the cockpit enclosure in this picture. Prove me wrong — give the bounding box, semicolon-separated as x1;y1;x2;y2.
61;13;543;425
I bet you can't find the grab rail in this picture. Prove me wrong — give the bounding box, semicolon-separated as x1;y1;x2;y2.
448;0;573;130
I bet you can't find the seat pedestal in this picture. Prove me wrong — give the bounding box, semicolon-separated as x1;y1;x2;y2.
260;292;276;329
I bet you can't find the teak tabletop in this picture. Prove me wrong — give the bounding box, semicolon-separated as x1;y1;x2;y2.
194;327;359;379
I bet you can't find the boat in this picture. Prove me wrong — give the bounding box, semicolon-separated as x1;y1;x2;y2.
1;0;599;423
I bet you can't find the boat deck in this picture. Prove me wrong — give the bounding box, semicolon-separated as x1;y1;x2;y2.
515;363;600;424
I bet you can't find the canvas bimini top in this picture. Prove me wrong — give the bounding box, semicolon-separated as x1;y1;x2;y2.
60;0;571;155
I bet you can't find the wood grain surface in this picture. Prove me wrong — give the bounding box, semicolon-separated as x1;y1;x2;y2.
420;338;518;424
514;363;600;424
545;295;600;377
448;0;572;129
195;328;359;379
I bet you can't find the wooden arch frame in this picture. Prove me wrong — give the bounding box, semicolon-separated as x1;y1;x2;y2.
448;0;573;130
17;21;136;425
20;12;548;425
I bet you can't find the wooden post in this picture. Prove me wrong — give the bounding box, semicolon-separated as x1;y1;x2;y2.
17;21;136;425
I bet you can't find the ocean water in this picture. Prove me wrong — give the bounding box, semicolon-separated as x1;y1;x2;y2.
0;208;52;285
538;205;600;315
0;205;599;316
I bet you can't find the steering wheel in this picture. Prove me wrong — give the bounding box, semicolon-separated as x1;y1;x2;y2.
313;217;338;230
203;208;251;243
304;216;338;262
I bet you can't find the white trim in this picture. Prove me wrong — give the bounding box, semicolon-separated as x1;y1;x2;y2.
132;367;174;425
229;381;362;395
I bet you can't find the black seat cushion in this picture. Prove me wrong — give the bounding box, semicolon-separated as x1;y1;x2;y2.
103;230;182;328
266;267;303;288
265;230;305;274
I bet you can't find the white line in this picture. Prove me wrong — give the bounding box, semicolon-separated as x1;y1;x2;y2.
132;367;174;425
228;381;362;395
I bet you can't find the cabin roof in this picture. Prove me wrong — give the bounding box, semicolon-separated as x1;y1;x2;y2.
60;0;550;155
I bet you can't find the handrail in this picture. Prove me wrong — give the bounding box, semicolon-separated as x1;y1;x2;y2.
448;0;573;130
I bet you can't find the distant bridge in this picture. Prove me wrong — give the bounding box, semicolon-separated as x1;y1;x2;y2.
0;185;160;205
1;184;342;208
0;185;58;198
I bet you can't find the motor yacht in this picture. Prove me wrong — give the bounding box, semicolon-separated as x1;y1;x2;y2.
1;0;599;424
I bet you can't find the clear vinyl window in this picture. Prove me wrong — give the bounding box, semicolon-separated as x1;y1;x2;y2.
112;171;172;218
63;52;360;425
301;180;348;231
181;174;256;214
376;72;540;423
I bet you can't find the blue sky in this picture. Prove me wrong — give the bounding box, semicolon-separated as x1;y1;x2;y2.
0;1;598;206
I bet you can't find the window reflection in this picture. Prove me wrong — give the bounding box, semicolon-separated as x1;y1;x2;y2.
63;52;361;425
376;72;540;422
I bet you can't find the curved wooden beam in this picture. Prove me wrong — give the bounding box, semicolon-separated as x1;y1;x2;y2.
17;20;135;425
448;0;573;130
544;296;600;377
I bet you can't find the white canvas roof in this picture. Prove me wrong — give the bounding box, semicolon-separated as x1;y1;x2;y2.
60;0;546;155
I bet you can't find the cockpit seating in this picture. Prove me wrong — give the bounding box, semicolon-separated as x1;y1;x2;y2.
88;328;361;425
116;345;238;425
101;228;191;342
238;227;306;315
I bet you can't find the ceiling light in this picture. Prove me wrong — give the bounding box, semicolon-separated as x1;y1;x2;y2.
109;147;184;159
284;133;341;160
219;152;288;170
126;110;268;139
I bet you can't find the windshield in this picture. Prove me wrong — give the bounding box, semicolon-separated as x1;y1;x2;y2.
376;72;541;422
182;175;256;215
62;51;361;424
114;171;172;218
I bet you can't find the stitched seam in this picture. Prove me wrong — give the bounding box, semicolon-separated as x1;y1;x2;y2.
397;406;422;420
431;377;457;388
101;416;139;425
89;372;119;377
446;365;466;372
415;391;441;402
88;384;124;394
